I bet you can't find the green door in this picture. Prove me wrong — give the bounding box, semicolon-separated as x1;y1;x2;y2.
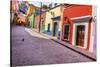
29;14;34;28
42;22;45;32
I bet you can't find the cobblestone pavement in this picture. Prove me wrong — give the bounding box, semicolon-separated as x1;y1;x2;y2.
11;26;93;66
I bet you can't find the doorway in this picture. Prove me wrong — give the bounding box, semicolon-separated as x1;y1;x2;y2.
76;25;85;47
41;21;45;32
72;22;88;49
53;22;57;36
47;24;50;32
63;24;70;41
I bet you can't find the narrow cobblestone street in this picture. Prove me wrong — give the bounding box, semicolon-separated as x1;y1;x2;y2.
11;26;93;66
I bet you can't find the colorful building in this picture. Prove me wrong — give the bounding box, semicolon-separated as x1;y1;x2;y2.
34;12;46;32
44;4;96;53
28;13;35;28
61;4;96;53
45;5;63;39
26;4;39;28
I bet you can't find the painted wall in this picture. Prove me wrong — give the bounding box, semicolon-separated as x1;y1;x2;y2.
34;14;40;29
63;5;92;18
26;5;36;16
45;6;63;36
89;5;97;53
29;14;34;28
45;11;53;31
26;4;40;27
34;13;46;30
41;13;46;32
62;5;92;46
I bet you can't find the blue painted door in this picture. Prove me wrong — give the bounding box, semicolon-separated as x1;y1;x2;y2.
53;22;57;36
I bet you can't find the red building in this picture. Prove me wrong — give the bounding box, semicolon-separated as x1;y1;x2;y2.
61;4;96;52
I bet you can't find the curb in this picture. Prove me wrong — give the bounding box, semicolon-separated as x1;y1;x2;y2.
51;39;96;61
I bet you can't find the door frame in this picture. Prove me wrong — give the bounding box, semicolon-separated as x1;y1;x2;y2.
63;24;70;41
53;22;58;36
72;22;89;49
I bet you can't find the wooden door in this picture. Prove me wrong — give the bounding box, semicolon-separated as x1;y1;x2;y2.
76;25;85;47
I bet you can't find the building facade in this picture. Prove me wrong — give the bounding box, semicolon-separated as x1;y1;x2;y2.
28;13;35;28
26;4;38;27
34;12;46;32
45;5;63;39
61;4;96;53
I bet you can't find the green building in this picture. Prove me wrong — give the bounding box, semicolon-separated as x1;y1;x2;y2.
29;13;35;28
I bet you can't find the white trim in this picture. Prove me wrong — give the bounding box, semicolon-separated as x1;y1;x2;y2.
92;5;97;17
89;5;97;52
72;22;88;49
63;24;70;41
71;15;91;20
89;22;95;52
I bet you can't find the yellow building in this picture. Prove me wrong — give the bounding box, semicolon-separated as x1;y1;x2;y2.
26;4;39;27
45;5;63;39
26;4;36;16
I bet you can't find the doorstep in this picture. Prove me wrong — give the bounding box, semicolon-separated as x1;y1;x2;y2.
27;28;96;61
42;33;96;61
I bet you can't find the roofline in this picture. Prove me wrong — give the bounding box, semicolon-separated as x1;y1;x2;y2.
47;4;62;11
34;4;73;16
35;11;46;16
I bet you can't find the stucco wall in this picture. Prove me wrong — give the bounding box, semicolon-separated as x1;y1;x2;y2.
62;5;92;45
45;6;62;32
45;12;53;31
34;13;46;29
29;14;34;28
63;5;92;18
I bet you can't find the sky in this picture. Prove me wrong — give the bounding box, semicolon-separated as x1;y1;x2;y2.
28;1;50;7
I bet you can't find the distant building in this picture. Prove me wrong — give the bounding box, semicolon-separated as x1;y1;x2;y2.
26;4;39;28
34;12;46;32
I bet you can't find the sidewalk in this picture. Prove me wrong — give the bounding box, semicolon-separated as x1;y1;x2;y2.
25;28;96;61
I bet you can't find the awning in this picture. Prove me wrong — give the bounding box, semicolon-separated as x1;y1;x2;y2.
52;16;61;21
72;16;92;23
